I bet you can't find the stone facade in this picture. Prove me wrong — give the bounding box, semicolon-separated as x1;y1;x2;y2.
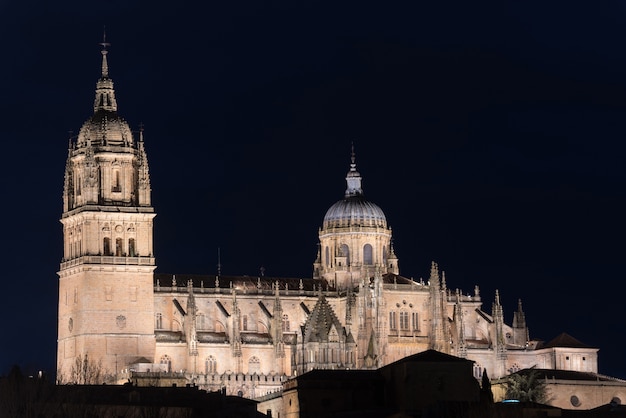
58;44;602;399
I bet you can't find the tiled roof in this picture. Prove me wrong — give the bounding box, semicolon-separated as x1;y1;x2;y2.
303;295;345;343
541;332;594;349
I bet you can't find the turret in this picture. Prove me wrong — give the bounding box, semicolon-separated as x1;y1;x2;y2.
512;298;529;347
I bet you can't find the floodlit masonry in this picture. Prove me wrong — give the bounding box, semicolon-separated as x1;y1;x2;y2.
57;42;599;398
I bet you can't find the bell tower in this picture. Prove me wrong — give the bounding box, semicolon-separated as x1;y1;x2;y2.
57;38;156;383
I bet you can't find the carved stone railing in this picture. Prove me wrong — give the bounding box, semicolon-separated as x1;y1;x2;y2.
60;255;155;269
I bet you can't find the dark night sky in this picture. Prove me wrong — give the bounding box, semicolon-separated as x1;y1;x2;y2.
2;1;626;379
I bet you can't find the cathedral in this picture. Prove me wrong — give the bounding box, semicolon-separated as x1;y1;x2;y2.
57;44;599;398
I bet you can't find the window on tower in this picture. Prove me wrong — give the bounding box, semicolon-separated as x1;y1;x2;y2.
116;238;123;256
128;238;136;257
103;237;111;256
112;169;121;192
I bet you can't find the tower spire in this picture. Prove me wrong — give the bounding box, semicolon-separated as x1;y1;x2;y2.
99;27;110;78
345;142;363;197
93;30;117;113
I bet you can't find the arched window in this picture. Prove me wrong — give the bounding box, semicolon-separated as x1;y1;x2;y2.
340;244;350;265
282;314;289;332
155;313;163;329
128;238;136;257
160;355;172;373
248;356;260;374
242;315;248;331
400;311;409;330
205;356;216;374
383;245;388;265
115;238;123;256
103;237;111;256
412;312;419;331
325;246;330;267
363;244;373;265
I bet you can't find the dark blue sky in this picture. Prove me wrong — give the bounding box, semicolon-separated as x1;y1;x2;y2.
2;1;626;379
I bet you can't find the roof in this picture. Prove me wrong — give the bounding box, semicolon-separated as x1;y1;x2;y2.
508;368;626;383
384;349;474;368
155;273;327;292
303;295;346;343
541;332;594;349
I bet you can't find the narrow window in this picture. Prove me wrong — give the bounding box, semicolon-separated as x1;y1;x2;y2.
340;244;350;265
389;311;397;330
115;238;123;256
282;314;289;332
103;237;111;256
363;244;373;265
325;246;330;267
156;313;163;329
242;315;248;331
205;356;216;374
400;311;409;330
112;169;121;192
105;286;112;301
412;312;419;331
130;286;138;302
128;238;136;257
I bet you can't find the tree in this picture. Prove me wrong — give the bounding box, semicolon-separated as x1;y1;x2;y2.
504;368;549;404
68;354;105;384
0;365;52;418
481;368;494;404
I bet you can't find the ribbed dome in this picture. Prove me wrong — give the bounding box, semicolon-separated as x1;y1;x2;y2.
322;145;388;229
77;109;134;148
323;196;387;229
